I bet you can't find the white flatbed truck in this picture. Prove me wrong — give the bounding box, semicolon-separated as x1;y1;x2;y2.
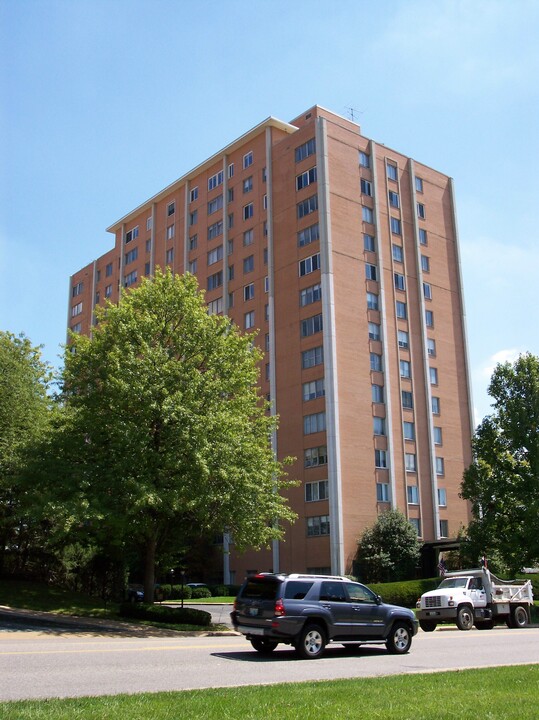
417;568;533;631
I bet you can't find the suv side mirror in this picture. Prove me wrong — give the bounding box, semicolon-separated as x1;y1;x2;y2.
376;594;383;605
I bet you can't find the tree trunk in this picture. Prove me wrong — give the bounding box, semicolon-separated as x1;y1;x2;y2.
143;534;157;604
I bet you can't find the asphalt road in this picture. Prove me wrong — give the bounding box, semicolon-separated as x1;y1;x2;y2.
1;624;538;701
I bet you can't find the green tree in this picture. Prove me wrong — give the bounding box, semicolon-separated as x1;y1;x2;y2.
461;353;539;574
54;269;295;601
0;331;53;574
355;509;421;583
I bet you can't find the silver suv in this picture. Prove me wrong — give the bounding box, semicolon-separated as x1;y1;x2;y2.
231;572;418;659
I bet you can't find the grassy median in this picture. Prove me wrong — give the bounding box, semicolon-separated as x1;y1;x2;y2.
1;665;538;719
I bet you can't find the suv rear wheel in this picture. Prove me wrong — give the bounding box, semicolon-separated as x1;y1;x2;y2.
250;638;278;655
386;622;412;654
295;623;326;659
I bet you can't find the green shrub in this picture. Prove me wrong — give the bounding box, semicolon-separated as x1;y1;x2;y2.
368;578;440;607
191;586;212;599
210;584;230;597
119;602;211;626
171;584;192;600
159;584;172;600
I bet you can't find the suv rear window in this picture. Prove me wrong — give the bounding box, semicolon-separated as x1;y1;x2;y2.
283;581;314;600
240;579;281;600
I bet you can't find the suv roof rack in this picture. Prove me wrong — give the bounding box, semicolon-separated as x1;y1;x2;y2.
286;573;350;581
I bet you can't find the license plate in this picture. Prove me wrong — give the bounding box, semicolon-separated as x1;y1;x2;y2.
249;607;259;616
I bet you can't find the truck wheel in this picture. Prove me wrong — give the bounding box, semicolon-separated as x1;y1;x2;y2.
456;605;474;631
386;622;412;654
512;606;529;628
250;638;278;654
419;620;437;632
295;624;326;659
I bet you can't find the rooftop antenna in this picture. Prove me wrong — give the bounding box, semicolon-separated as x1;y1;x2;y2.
345;106;363;122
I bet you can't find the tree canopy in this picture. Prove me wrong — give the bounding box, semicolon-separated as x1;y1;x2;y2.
47;269;295;600
355;509;421;583
461;353;539;574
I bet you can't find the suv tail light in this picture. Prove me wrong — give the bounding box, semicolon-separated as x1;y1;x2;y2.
274;598;285;616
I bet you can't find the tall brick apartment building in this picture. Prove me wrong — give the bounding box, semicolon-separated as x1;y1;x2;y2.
69;106;473;583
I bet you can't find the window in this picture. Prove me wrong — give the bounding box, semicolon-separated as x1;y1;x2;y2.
403;421;415;440
362;206;374;223
394;273;405;291
373;416;386;435
423;282;432;300
299;252;320;276
419;228;427;245
402;390;413;409
106;262;113;277
166;248;174;264
124;270;137;287
228;239;234;255
303;378;325;401
307;515;330;537
145;239;151;253
146;216;152;231
189;210;198;225
190;187;198;202
262;167;267;182
296;167;317;191
298;223;320;247
430;367;438;385
72;282;83;297
301;313;323;338
415;176;423;193
432;396;440;414
417;202;426;219
387;164;398;181
409;518;421;536
94;291;100;305
388;190;399;208
243;283;254;301
370;352;382;372
207;297;223;315
439;519;449;538
243;176;253;193
427;338;436;356
228;264;234;281
366;263;377;281
364;234;375;252
361;178;372;196
405;454;417;472
425;310;434;328
71;322;81;334
407;485;419;504
243;229;254;246
189;234;198;251
392;244;403;262
228;163;234;178
437;488;447;507
295;138;316;163
125;226;139;245
398;330;409;349
367;292;379;310
264;276;269;293
207;270;223;291
372;384;384;403
243;151;253;169
396;301;407;319
208;170;224;191
436;457;445;476
304;445;327;468
359;151;370;168
421;255;430;272
243;255;254;273
300;282;322;307
376;483;390;502
188;259;197;274
375;449;387;468
208;195;224;214
368;322;381;341
207;221;223;240
244;310;255;330
297;194;318;219
400;360;411;378
228;291;234;308
105;284;112;298
243;203;254;220
305;479;329;502
71;302;82;317
390;217;401;234
434;426;443;445
166;224;175;240
304;412;326;435
302;346;323;369
167;202;175;217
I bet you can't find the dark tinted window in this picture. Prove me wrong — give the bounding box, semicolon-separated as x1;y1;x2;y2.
345;582;377;603
283;581;314;600
240;579;280;601
319;581;347;602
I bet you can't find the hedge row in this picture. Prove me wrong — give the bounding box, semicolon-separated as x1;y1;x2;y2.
367;578;440;607
119;602;211;626
154;584;240;600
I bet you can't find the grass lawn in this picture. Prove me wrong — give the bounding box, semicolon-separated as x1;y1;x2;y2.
1;665;538;719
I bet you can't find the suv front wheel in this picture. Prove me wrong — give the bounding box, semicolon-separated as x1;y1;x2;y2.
386;622;412;654
295;623;326;659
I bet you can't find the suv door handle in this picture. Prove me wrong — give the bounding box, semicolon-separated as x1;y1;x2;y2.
321;604;331;609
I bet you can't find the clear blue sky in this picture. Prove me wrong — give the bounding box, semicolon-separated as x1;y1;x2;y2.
1;0;538;424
